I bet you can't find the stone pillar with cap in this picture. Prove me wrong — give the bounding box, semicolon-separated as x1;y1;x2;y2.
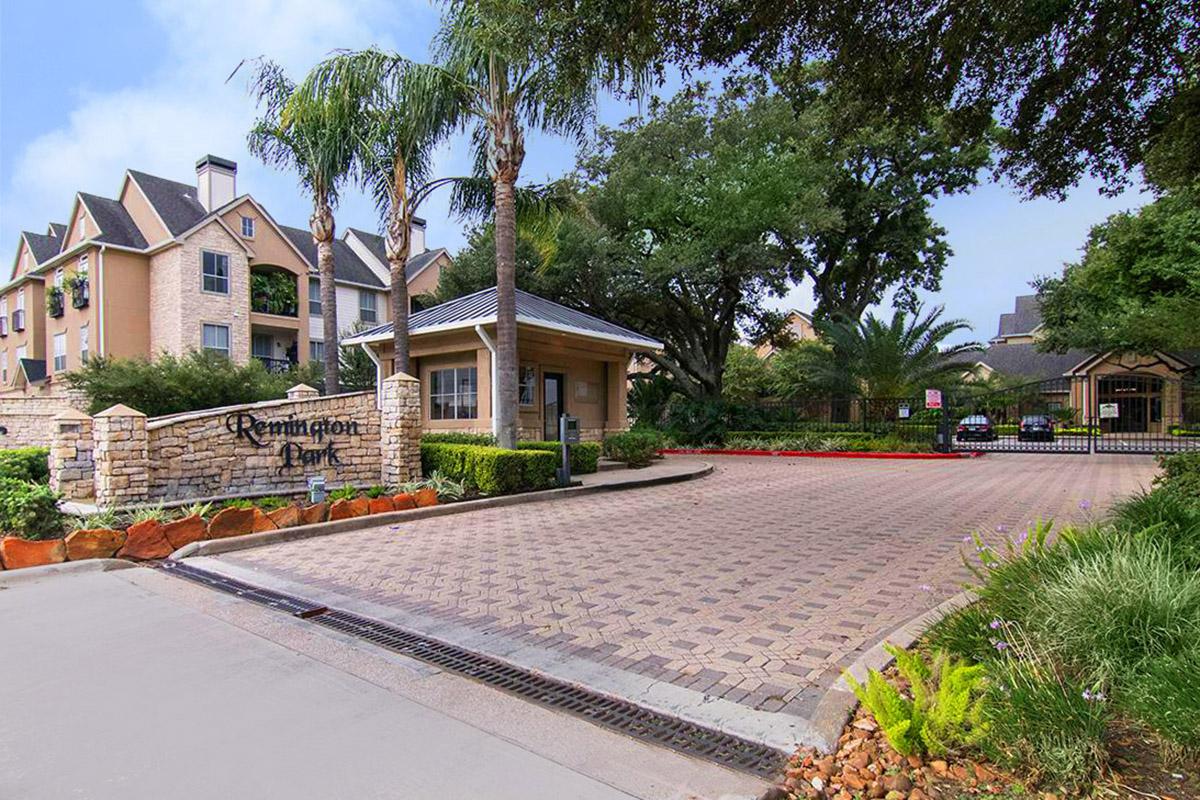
92;404;150;507
49;408;95;501
379;371;422;486
286;383;320;401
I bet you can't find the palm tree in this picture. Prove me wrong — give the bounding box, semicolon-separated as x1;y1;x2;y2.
816;305;982;398
433;1;608;447
245;60;357;394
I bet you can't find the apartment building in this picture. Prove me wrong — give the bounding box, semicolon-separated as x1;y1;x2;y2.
0;155;451;397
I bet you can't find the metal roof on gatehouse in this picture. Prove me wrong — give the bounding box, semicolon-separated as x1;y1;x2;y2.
344;287;663;350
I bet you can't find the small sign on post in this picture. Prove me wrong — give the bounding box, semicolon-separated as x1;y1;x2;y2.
1099;402;1119;419
898;403;911;419
925;389;943;410
557;415;581;487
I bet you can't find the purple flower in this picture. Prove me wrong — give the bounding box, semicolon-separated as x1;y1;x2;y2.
963;535;974;543
1079;499;1093;511
992;640;1009;652
918;584;934;593
1016;529;1029;545
1082;689;1106;702
996;524;1009;534
989;619;1004;630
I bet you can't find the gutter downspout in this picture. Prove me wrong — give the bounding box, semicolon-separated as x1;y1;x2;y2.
361;343;383;408
475;324;499;439
97;245;106;356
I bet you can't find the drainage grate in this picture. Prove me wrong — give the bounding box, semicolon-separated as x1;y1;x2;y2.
161;561;786;778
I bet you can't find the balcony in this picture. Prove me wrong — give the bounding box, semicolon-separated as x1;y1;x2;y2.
12;309;26;331
254;355;296;374
70;277;90;309
47;288;65;318
250;267;298;318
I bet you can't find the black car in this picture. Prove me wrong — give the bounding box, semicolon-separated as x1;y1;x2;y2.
956;414;997;442
1018;414;1055;441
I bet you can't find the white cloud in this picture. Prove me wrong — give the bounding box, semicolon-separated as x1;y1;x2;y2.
1;0;420;256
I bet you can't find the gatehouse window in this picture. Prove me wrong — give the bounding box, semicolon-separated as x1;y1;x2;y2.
518;365;536;406
430;366;478;420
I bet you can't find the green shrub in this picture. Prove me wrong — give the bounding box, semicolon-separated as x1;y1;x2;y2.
255;496;290;511
1122;650;1200;752
980;653;1109;790
603;430;661;467
923;603;1002;665
328;485;359;502
421;432;498;446
180;501;213;519
129;504;171;524
845;644;987;757
220;498;257;510
1110;488;1200;569
363;486;390;499
1155;452;1200;497
516;441;601;473
421;443;556;494
0;447;50;483
0;477;64;540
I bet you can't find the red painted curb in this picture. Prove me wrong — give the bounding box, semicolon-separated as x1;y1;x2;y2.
658;448;983;460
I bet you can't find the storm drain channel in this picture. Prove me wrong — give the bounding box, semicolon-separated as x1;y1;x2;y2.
161;560;786;779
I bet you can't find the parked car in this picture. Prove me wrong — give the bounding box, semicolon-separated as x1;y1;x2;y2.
956;414;997;442
1017;414;1055;442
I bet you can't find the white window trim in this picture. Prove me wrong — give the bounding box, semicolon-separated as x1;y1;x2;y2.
308;278;322;316
358;289;378;323
80;324;90;364
429;366;479;420
241;216;255;238
53;332;67;372
54;268;65;289
201;250;231;295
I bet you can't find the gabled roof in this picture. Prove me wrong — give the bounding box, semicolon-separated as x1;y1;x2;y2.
22;230;61;264
996;294;1043;338
345;228;445;281
127;170;207;236
17;358;47;384
77;194;149;249
977;343;1094;380
345;286;663;350
279;226;384;288
48;223;66;239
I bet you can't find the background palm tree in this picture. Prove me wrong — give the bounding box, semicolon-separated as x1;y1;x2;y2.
246;60;357;395
433;0;608;447
815;305;982;398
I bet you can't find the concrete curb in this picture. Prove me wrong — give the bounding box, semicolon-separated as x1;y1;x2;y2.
171;461;714;560
0;558;138;587
806;590;977;752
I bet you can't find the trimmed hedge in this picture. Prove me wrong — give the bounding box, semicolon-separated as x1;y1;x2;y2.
517;441;601;474
0;477;63;540
0;447;50;484
604;430;662;467
421;443;556;495
421;432;498;446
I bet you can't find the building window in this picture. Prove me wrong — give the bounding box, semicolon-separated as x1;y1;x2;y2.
309;340;325;362
79;254;88;274
308;278;322;316
430;367;478;420
80;325;89;364
358;290;377;324
518;365;536;406
16;288;24;312
1;351;6;383
54;268;65;288
241;216;255;238
202;323;231;357
201;251;230;294
53;333;67;372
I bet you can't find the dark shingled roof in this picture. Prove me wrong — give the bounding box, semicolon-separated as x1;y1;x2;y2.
48;223;66;240
18;358;47;384
996;295;1043;338
279;226;384;288
345;228;443;281
78;194;148;249
22;230;61;264
127;169;207;236
346;286;663;349
977;344;1092;380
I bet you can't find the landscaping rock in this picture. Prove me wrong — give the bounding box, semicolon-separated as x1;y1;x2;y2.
300;503;327;525
267;505;301;529
367;497;394;515
251;508;278;533
64;528;126;560
118;520;173;560
328;499;363;521
391;493;416;510
207;507;255;539
1;536;67;569
161;516;207;550
414;488;438;507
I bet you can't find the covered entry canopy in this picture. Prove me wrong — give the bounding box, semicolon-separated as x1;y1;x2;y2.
344;287;662;441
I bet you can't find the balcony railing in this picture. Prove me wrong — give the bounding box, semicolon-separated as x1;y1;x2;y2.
254;355;296;374
250;297;298;317
71;278;89;309
47;289;65;318
12;310;26;331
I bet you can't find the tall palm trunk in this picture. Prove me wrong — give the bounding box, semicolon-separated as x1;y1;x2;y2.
312;200;340;395
489;111;524;449
386;169;412;376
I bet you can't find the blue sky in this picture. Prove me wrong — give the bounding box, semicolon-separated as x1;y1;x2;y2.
0;0;1148;345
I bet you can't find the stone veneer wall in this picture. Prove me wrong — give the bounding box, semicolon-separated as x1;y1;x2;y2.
142;390;381;502
0;384;90;449
49;410;95;500
379;373;423;485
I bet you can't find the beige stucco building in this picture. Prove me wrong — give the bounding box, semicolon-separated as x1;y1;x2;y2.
345;288;663;441
1;155;451;399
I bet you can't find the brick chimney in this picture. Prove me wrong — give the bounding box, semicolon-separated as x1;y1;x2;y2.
196;155;237;212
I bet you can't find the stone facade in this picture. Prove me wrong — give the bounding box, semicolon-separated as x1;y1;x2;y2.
0;384;89;449
92;405;150;507
143;391;381;502
49;409;94;500
379;372;422;486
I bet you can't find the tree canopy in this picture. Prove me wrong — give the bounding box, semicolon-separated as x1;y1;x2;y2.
1035;188;1200;355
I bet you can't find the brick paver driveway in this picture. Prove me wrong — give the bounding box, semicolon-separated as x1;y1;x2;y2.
216;453;1157;719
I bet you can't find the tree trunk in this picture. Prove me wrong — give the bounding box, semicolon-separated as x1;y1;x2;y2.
489;110;524;449
386;174;412;377
312;200;339;395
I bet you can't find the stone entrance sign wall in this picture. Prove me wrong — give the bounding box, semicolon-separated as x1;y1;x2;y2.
49;379;422;508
